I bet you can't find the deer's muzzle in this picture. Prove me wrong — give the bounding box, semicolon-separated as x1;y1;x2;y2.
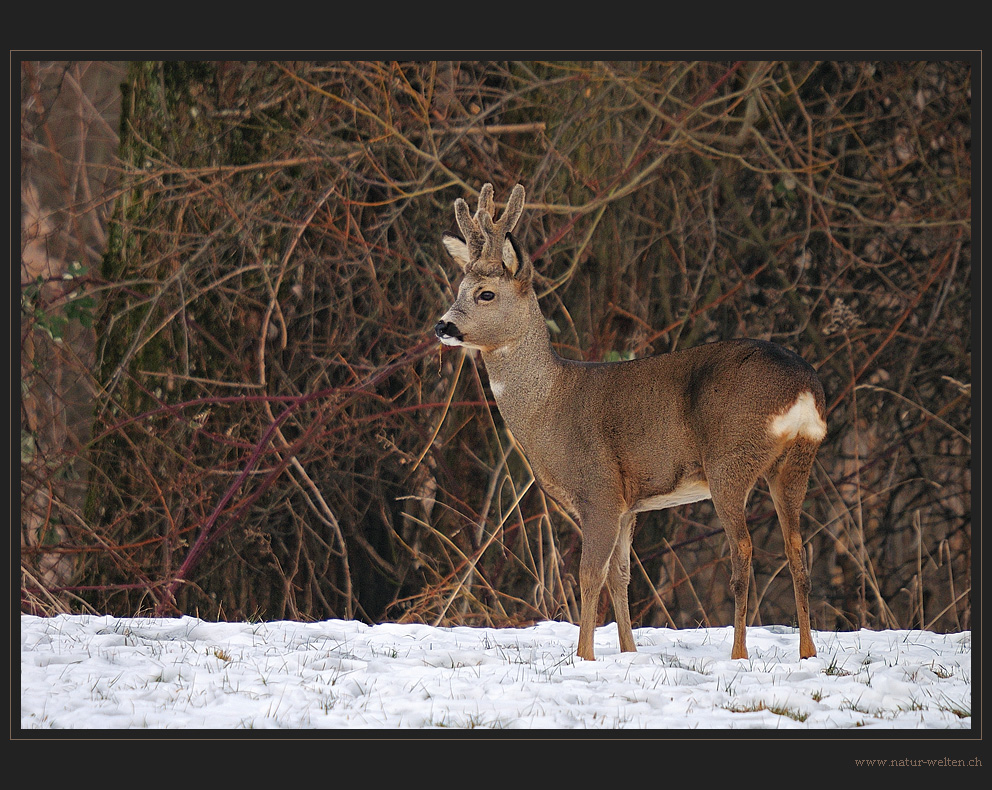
435;320;463;346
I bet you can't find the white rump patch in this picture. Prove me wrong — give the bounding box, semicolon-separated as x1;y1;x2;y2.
768;391;827;442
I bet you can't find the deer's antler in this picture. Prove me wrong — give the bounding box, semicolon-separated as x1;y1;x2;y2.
453;183;524;261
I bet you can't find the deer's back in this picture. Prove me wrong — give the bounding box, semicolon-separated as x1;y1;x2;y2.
564;338;823;421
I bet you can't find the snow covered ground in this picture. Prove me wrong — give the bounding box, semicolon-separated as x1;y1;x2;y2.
19;614;971;731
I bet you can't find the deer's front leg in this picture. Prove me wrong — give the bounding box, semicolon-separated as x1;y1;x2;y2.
607;512;637;653
576;506;623;661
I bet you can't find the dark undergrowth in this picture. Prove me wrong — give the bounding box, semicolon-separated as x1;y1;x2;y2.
21;59;972;636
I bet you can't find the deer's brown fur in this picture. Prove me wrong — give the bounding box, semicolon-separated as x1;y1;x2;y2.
435;184;826;661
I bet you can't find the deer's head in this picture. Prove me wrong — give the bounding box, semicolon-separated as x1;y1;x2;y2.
435;183;537;353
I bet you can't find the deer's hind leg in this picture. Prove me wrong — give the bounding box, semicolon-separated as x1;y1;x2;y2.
708;462;763;660
766;439;820;659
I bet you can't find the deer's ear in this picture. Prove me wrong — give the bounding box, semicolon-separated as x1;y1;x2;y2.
442;233;472;271
502;233;533;283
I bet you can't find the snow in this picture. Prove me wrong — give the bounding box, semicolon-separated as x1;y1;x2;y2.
19;614;971;730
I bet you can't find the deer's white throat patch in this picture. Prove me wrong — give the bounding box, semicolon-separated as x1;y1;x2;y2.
768;391;827;442
489;380;505;399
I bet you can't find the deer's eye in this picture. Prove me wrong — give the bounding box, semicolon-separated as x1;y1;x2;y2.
478;291;496;302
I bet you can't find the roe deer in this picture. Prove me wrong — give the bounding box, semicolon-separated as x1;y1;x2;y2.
434;183;826;661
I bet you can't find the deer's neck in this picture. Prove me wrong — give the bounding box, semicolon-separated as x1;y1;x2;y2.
480;301;562;425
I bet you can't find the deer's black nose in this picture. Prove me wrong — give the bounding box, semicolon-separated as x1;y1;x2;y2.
435;321;462;341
